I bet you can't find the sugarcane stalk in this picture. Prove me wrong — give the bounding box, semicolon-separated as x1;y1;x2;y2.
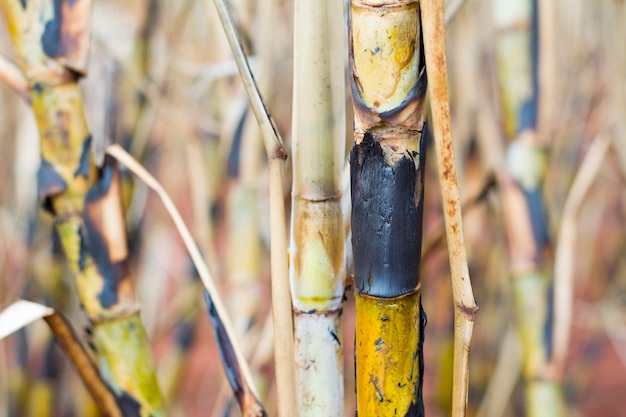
0;1;165;415
492;1;565;415
290;0;346;415
349;1;428;415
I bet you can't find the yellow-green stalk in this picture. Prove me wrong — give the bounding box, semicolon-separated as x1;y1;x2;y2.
492;1;565;415
349;0;427;415
0;1;165;415
291;0;346;415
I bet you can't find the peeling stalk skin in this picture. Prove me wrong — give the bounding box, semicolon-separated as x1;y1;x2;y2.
349;0;427;415
0;1;165;415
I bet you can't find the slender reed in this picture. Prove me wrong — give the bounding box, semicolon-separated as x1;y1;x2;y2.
421;1;478;415
210;0;297;414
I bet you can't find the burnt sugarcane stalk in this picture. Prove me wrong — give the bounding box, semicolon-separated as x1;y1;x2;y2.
492;0;565;415
0;1;164;415
349;0;427;415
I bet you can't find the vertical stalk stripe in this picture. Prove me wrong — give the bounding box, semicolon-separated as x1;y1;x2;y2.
83;159;135;311
493;0;565;414
293;311;344;415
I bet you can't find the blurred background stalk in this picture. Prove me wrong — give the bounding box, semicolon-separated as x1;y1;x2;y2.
0;1;165;415
492;0;566;415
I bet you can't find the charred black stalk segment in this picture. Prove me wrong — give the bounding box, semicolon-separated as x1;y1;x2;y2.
351;133;424;298
349;0;427;414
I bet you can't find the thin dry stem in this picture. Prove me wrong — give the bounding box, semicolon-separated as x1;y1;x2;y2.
421;1;477;416
43;314;122;417
209;1;297;415
551;134;611;375
266;160;298;417
210;0;287;158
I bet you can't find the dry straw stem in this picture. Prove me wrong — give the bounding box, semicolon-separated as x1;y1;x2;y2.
0;300;122;417
421;1;478;416
105;144;266;417
209;0;297;415
551;134;611;376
